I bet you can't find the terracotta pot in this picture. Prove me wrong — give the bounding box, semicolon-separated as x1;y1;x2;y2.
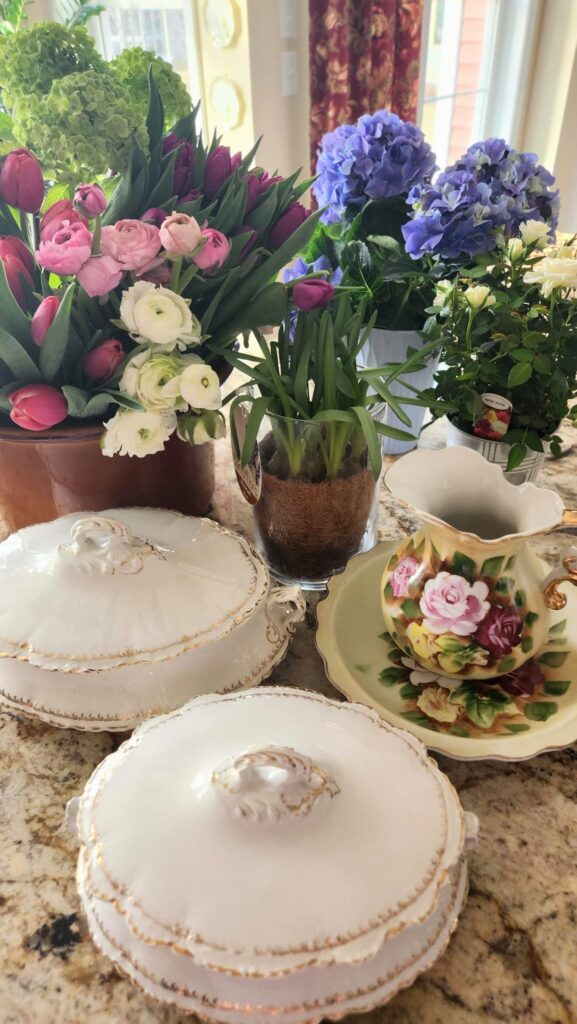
0;420;215;533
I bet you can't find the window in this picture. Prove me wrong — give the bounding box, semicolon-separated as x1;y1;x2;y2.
419;0;541;168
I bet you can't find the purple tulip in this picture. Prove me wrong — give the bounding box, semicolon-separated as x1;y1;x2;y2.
204;146;242;200
162;133;195;198
245;170;284;213
292;279;335;311
140;207;168;227
178;190;201;205
0;148;44;213
268;202;310;250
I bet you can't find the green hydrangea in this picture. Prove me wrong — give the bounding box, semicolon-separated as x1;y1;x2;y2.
14;70;147;181
0;22;105;108
110;48;191;128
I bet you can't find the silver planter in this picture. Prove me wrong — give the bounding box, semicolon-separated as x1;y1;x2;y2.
358;329;439;456
446;418;546;485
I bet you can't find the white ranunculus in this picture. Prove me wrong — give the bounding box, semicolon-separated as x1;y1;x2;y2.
519;219;550;247
464;284;496;310
101;409;177;458
507;237;524;262
179;363;222;411
120;350;188;412
119;281;202;351
523;246;577;297
193;412;226;443
433;279;453;307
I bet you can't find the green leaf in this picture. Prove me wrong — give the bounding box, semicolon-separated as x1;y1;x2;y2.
510;347;534;363
373;421;416;442
538;651;568;668
451;551;476;582
0;324;41;381
62;385;89;417
525;610;539;627
507;362;532;387
505;723;531;733
533;353;551;375
514;589;527;608
504;555;515;571
39;283;75;383
399;683;421;700
146;67;165;151
448;725;471;738
83;393;115;418
544;679;571;696
520;636;533;653
379;666;406;685
351;404;381;479
506;443;528;472
384;581;394;602
497;656;517;673
238;395;269;467
481;555;504;577
549;619;567;635
524;701;558;722
401;599;421;619
400;710;436;729
495;576;515;594
0;259;35;350
0;111;15;142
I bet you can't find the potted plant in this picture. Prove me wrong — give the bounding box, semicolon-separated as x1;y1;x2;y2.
0;42;318;531
300;109;439;454
225;285;412;589
418;222;577;483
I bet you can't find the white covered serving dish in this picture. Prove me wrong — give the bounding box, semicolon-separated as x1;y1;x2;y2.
72;687;478;1022
0;510;305;731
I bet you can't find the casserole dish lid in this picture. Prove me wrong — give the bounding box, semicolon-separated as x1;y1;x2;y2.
77;687;466;976
0;508;269;672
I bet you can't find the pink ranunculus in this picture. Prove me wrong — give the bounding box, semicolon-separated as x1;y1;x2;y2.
77;254;124;297
420;572;490;636
84;338;125;381
292;279;335;311
192;227;231;271
9;384;68;431
36;221;93;275
390;555;420;598
31;295;60;346
159;212;203;255
140;207;168;227
1;254;34;309
0;235;35;275
0;148;44;213
100;219;162;272
40;200;88;242
268;202;310;250
474;605;523;657
74;183;107;218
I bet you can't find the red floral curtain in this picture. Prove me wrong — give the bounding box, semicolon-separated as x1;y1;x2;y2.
309;0;424;171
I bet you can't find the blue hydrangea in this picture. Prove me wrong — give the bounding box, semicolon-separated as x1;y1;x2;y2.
282;255;343;286
313;110;437;225
402;138;560;261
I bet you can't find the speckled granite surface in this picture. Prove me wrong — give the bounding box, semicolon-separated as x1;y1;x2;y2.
1;421;577;1024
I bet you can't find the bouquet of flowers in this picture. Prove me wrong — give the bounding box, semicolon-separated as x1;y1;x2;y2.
421;221;577;469
0;70;318;456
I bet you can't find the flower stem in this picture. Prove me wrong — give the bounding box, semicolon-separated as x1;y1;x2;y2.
170;256;183;292
91;215;101;255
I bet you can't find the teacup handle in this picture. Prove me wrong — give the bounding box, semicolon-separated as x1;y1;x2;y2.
542;529;577;608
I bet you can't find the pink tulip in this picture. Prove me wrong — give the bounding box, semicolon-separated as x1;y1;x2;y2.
0;235;35;275
269;202;310;250
40;200;88;243
9;384;68;431
84;338;125;381
36;221;93;276
292;279;335;311
100;219;161;271
192;227;231;271
77;254;124;297
31;296;60;346
74;183;107;218
0;148;44;213
1;254;34;309
159;212;203;255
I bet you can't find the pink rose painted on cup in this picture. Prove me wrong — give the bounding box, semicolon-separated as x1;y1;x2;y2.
36;221;93;275
475;605;523;657
390;555;420;598
419;572;490;636
100;219;161;272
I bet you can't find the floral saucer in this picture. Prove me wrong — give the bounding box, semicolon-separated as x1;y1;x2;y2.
316;542;577;761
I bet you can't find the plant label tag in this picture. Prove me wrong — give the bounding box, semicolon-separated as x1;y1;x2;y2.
230;404;262;505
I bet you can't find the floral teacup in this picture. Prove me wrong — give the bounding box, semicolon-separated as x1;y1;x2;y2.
382;447;577;681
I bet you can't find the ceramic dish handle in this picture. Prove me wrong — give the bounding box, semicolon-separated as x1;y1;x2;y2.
265;586;306;643
542;544;577;610
57;515;165;576
212;745;340;823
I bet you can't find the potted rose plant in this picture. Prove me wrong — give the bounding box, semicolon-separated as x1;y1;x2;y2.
418;222;577;483
225;285;413;589
0;69;318;530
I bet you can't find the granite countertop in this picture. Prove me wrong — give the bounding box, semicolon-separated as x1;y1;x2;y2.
2;422;577;1024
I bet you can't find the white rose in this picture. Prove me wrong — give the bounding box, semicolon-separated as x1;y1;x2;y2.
101;409;176;458
179;363;222;411
464;284;496;310
507;238;524;262
519;219;550;247
433;279;453;307
523;246;577;297
119;281;201;351
120;350;188;412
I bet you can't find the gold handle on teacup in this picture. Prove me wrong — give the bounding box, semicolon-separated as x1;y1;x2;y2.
543;555;577;610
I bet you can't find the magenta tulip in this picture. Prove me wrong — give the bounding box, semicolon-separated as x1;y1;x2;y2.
292;279;335;311
268;202;310;250
74;183;107;218
31;296;60;346
9;384;68;431
0;235;35;275
84;338;125;381
40;200;88;243
0;148;44;213
1;254;34;309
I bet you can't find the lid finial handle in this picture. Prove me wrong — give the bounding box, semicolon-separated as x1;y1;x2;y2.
212;746;340;823
57;516;166;576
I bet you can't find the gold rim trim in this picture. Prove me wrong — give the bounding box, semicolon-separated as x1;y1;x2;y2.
78;689;463;969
